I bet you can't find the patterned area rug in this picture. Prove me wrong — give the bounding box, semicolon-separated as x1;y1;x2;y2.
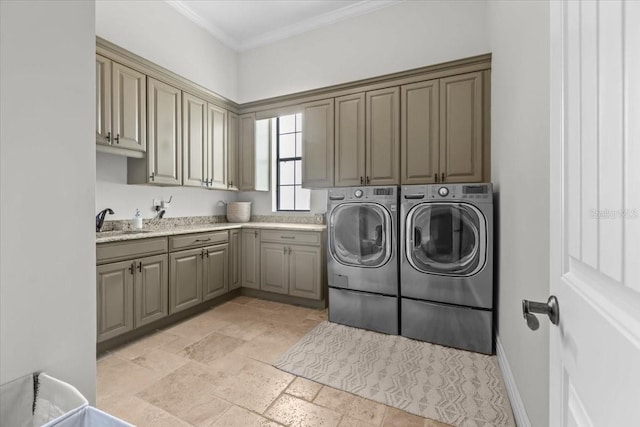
275;322;515;427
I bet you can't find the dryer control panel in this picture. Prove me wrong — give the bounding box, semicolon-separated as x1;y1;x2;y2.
418;183;493;201
328;186;397;202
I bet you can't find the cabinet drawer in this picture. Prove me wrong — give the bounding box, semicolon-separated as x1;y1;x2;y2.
169;231;228;251
97;237;167;264
260;230;321;246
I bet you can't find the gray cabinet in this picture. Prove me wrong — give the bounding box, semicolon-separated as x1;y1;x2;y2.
96;55;146;153
238;113;255;191
203;243;229;301
97;253;168;342
301;99;334;188
129;77;182;185
229;229;241;290
401;79;440;184
169;231;230;314
241;229;260;289
169;247;202;314
258;230;323;300
182;92;207;187
227;112;239;190
439;71;484;183
97;260;134;342
366;87;400;185
333;88;400;187
260;243;289;294
401;72;485;184
207;104;227;189
334;93;365;187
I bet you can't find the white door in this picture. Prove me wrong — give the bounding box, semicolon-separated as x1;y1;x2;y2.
549;1;640;426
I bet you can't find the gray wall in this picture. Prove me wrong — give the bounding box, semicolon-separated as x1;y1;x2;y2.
0;0;97;402
488;1;550;425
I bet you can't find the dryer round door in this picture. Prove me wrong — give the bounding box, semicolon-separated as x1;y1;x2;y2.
406;202;487;276
329;203;392;268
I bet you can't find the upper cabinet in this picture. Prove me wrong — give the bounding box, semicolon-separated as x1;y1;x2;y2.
301;99;334;188
129;78;182;186
401;71;486;184
96;55;146;154
401;80;440;184
438;72;484;183
208;104;227;189
227;112;239;190
182;92;207;188
334;88;400;187
334;93;365;187
238;113;255;191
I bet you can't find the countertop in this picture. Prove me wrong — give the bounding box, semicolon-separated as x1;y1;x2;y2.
96;222;327;244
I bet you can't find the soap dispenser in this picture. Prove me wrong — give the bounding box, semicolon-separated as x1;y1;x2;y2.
132;209;143;231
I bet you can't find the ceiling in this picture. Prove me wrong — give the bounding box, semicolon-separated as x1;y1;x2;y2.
165;0;402;52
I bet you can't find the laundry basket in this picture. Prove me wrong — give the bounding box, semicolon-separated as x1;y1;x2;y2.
0;372;133;427
226;201;252;223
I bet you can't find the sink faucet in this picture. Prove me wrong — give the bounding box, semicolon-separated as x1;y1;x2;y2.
96;208;114;232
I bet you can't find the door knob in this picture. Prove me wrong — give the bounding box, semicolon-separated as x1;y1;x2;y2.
522;296;560;330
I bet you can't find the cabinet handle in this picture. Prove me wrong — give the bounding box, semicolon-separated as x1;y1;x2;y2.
114;134;120;144
441;173;445;182
435;173;438;183
129;262;135;275
137;262;142;272
229;180;233;187
283;247;286;255
360;176;363;185
205;250;209;258
366;176;370;184
200;250;204;259
254;231;258;237
149;172;155;181
194;238;211;243
106;131;111;143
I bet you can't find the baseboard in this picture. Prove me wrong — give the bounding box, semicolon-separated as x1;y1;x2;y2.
495;335;531;427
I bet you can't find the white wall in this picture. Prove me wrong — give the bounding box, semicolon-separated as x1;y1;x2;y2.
241;190;328;216
238;0;489;103
97;153;237;220
488;1;550;426
1;0;97;403
96;0;238;101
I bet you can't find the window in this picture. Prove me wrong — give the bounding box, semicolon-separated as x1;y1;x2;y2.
276;113;310;211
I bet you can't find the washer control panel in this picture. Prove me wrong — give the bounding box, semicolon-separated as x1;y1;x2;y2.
437;187;449;197
354;189;364;198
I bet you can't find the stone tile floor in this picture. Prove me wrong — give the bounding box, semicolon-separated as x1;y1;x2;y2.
97;296;451;427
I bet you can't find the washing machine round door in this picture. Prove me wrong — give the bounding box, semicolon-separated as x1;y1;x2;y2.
329;203;392;268
406;202;487;276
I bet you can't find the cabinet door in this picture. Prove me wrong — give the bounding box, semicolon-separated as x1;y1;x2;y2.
96;55;112;147
238;113;255;191
169;247;202;314
208;104;227;189
148;78;182;185
288;245;322;300
227;112;239;190
260;243;288;294
203;244;228;301
112;62;146;152
182;93;207;187
241;229;260;289
439;72;483;183
366;87;400;185
97;260;134;342
401;80;440;184
135;254;168;328
302;99;334;188
229;229;241;290
334;93;365;187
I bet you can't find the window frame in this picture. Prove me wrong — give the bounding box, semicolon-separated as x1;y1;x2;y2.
275;114;309;212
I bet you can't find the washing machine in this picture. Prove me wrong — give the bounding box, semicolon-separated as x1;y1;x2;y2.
400;183;494;354
327;186;398;335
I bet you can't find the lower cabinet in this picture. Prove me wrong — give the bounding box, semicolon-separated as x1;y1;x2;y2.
169;244;228;314
241;229;260;289
260;243;322;299
229;229;241;290
97;254;168;342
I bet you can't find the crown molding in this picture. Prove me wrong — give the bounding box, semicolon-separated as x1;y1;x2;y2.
166;0;404;52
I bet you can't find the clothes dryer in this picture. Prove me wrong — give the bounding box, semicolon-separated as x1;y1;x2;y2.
400;183;494;353
327;186;399;334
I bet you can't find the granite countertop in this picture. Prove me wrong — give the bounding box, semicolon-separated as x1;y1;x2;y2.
96;222;327;244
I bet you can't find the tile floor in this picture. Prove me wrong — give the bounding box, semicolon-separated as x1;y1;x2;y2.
97;296;451;427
